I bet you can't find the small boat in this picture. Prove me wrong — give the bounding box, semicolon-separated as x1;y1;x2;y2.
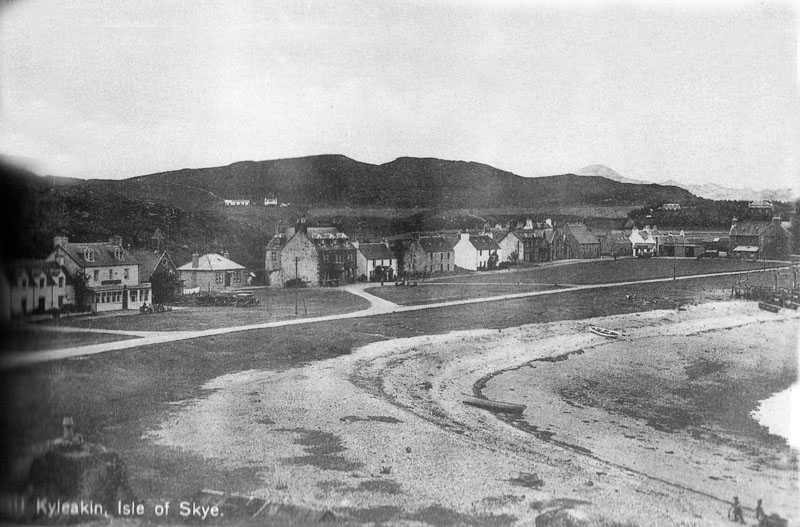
462;395;526;415
758;302;781;313
589;326;621;339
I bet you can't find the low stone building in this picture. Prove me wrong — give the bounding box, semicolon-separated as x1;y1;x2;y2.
729;217;791;260
178;252;246;292
403;236;455;275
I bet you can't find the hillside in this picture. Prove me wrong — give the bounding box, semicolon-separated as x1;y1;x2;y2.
121;155;698;210
1;155;701;269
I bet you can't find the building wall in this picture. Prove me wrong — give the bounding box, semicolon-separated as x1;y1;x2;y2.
2;273;75;319
454;238;478;270
497;234;523;263
280;233;319;286
90;285;151;313
49;247;140;288
179;269;244;292
404;243;453;275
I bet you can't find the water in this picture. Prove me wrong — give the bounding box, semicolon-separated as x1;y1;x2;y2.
751;384;798;449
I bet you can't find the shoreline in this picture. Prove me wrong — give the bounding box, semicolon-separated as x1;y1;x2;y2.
144;300;799;526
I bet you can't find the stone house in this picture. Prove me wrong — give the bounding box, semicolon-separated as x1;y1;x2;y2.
562;223;601;259
178;252;246;292
403;236;455;275
729;217;790;260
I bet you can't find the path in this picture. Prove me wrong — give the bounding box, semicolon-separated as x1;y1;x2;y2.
1;265;789;369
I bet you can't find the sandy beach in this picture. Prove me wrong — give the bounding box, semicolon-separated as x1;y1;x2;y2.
145;301;798;526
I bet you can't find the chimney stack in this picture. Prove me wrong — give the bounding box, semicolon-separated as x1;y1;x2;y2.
53;236;69;248
772;216;782;225
223;251;230;260
109;235;122;247
192;253;199;268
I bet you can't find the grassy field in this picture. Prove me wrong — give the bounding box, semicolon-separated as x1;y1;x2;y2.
0;267;793;525
433;257;787;286
365;283;559;305
0;328;136;352
48;288;370;332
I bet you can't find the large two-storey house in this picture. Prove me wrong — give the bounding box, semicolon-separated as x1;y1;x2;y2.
0;259;74;320
47;236;152;312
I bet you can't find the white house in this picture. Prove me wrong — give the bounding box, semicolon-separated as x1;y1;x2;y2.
353;241;397;281
453;233;502;271
224;199;250;206
495;230;524;263
628;227;657;257
47;236;152;313
264;196;278;206
0;259;74;320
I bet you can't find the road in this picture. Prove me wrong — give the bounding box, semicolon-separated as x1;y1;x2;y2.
1;265;789;369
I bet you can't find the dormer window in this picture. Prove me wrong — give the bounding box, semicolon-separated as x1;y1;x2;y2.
114;247;123;260
84;248;95;262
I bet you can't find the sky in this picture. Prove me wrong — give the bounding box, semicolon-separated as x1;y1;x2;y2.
0;0;798;191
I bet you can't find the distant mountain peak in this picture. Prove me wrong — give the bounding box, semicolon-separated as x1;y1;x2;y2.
575;165;649;185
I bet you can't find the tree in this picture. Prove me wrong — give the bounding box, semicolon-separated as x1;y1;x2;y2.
72;270;91;310
150;267;183;303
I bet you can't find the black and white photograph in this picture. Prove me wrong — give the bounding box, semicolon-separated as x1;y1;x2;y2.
0;1;798;526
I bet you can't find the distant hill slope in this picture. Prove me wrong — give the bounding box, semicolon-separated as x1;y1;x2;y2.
122;155;698;209
1;155;701;268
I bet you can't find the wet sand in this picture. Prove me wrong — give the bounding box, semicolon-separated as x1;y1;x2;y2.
145;301;798;526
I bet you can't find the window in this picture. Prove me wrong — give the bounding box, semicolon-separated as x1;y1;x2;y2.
335;253;342;263
131;290;138;302
108;269;113;280
59;276;64;287
233;271;241;283
144;290;149;301
58;256;64;266
272;252;278;261
22;278;27;288
124;268;129;280
39;277;45;288
93;270;99;281
215;272;223;284
84;249;95;262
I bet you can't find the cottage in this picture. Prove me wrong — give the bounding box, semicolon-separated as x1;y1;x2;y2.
223;199;250;206
47;236;152;312
454;233;501;271
178;252;246;292
597;230;633;257
353;241;397;281
562;223;601;259
628;227;657;257
264;196;278;206
0;259;74;320
403;236;455;275
729;217;790;260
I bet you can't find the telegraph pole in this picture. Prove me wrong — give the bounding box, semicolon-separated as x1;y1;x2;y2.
295;257;299;315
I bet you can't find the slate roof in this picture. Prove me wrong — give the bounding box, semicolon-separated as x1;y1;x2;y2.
129;250;178;282
177;253;246;271
417;236;454;253
4;259;70;286
55;241;139;268
467;235;501;251
730;221;773;237
565;224;599;245
358;243;394;261
265;233;288;252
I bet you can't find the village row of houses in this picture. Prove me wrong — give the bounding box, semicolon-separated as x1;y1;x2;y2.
1;215;792;319
224;197;287;206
